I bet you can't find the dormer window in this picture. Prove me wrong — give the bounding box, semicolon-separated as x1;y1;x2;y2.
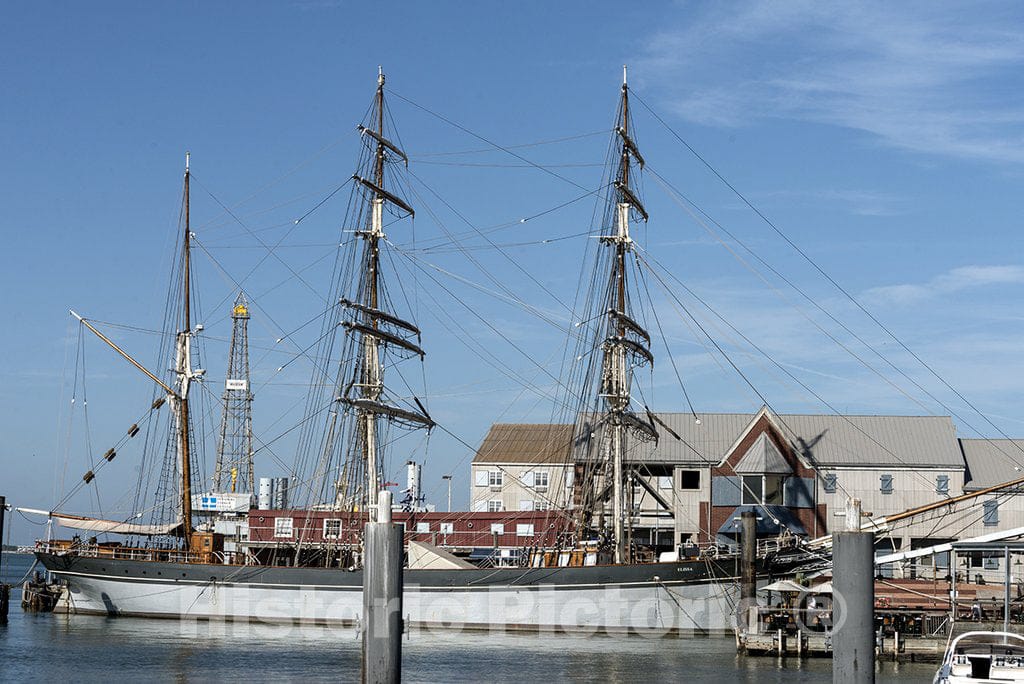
733;431;792;506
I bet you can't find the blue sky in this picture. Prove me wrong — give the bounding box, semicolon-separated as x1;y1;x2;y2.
3;2;1024;543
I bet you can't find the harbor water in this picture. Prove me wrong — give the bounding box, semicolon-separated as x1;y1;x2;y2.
1;553;936;682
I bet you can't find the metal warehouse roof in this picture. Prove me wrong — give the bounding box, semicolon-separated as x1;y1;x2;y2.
960;439;1024;490
623;413;964;468
474;412;966;469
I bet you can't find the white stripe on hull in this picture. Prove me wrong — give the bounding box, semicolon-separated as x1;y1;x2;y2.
54;570;741;635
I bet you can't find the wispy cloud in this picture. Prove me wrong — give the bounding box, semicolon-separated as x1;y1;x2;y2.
637;2;1024;163
864;264;1024;305
750;187;908;217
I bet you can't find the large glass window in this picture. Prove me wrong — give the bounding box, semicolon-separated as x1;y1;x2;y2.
764;475;784;505
741;475;786;505
741;475;762;505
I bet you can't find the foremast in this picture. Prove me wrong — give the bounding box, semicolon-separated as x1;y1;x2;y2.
338;69;432;520
597;67;657;564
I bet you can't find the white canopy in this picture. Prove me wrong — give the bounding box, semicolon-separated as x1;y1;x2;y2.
759;579;807;593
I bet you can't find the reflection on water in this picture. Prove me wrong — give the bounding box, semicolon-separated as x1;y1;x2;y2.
1;553;936;682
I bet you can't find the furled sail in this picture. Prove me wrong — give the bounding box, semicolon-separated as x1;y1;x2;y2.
51;512;182;536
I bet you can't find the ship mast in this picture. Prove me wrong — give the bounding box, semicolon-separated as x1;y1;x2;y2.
177;152;195;547
363;69;386;516
338;68;432;521
599;66;656;563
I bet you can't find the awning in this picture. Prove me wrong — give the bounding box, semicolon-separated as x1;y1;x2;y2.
717;504;807;537
52;512;182;536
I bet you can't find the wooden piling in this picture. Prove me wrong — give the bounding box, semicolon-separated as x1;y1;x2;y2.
833;498;875;684
740;511;756;603
362;490;403;684
0;495;8;623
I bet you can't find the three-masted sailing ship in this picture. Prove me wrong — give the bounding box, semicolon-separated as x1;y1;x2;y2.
30;69;1011;634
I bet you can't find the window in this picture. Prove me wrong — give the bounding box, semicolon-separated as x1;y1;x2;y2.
490;523;504;535
880;474;894;495
474;470;487;487
516;523;535;537
323;518;341;539
534;500;551;511
741;475;762;505
439;522;454;535
534;471;549;489
741;475;786;505
658;476;673;490
984;500;999;526
488;471;503;487
936;475;949;495
764;475;784;505
823;473;837;494
487;500;503;513
679;470;701;490
274;517;293;538
416;522;430;533
519;500;535;511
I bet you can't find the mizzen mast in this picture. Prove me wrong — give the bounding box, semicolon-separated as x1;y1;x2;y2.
176;151;197;548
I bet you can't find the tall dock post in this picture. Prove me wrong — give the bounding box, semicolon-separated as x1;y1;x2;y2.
739;511;757;629
0;495;9;623
833;498;875;684
362;490;403;684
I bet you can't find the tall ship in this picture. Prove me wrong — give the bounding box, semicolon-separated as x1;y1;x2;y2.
28;69;1016;634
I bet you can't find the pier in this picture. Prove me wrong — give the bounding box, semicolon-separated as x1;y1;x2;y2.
738;577;1024;661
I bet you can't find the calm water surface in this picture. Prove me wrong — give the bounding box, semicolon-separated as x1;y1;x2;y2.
1;553;936;682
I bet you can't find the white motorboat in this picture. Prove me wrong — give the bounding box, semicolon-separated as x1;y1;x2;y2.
934;631;1024;683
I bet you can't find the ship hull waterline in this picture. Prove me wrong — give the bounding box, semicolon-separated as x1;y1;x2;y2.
37;552;766;635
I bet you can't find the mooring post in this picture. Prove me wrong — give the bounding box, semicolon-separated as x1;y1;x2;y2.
0;495;9;623
833;497;875;684
362;490;403;684
1005;545;1011;633
739;511;757;629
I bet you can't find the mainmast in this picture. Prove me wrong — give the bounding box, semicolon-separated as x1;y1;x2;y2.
362;69;386;517
338;69;432;521
599;67;656;563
